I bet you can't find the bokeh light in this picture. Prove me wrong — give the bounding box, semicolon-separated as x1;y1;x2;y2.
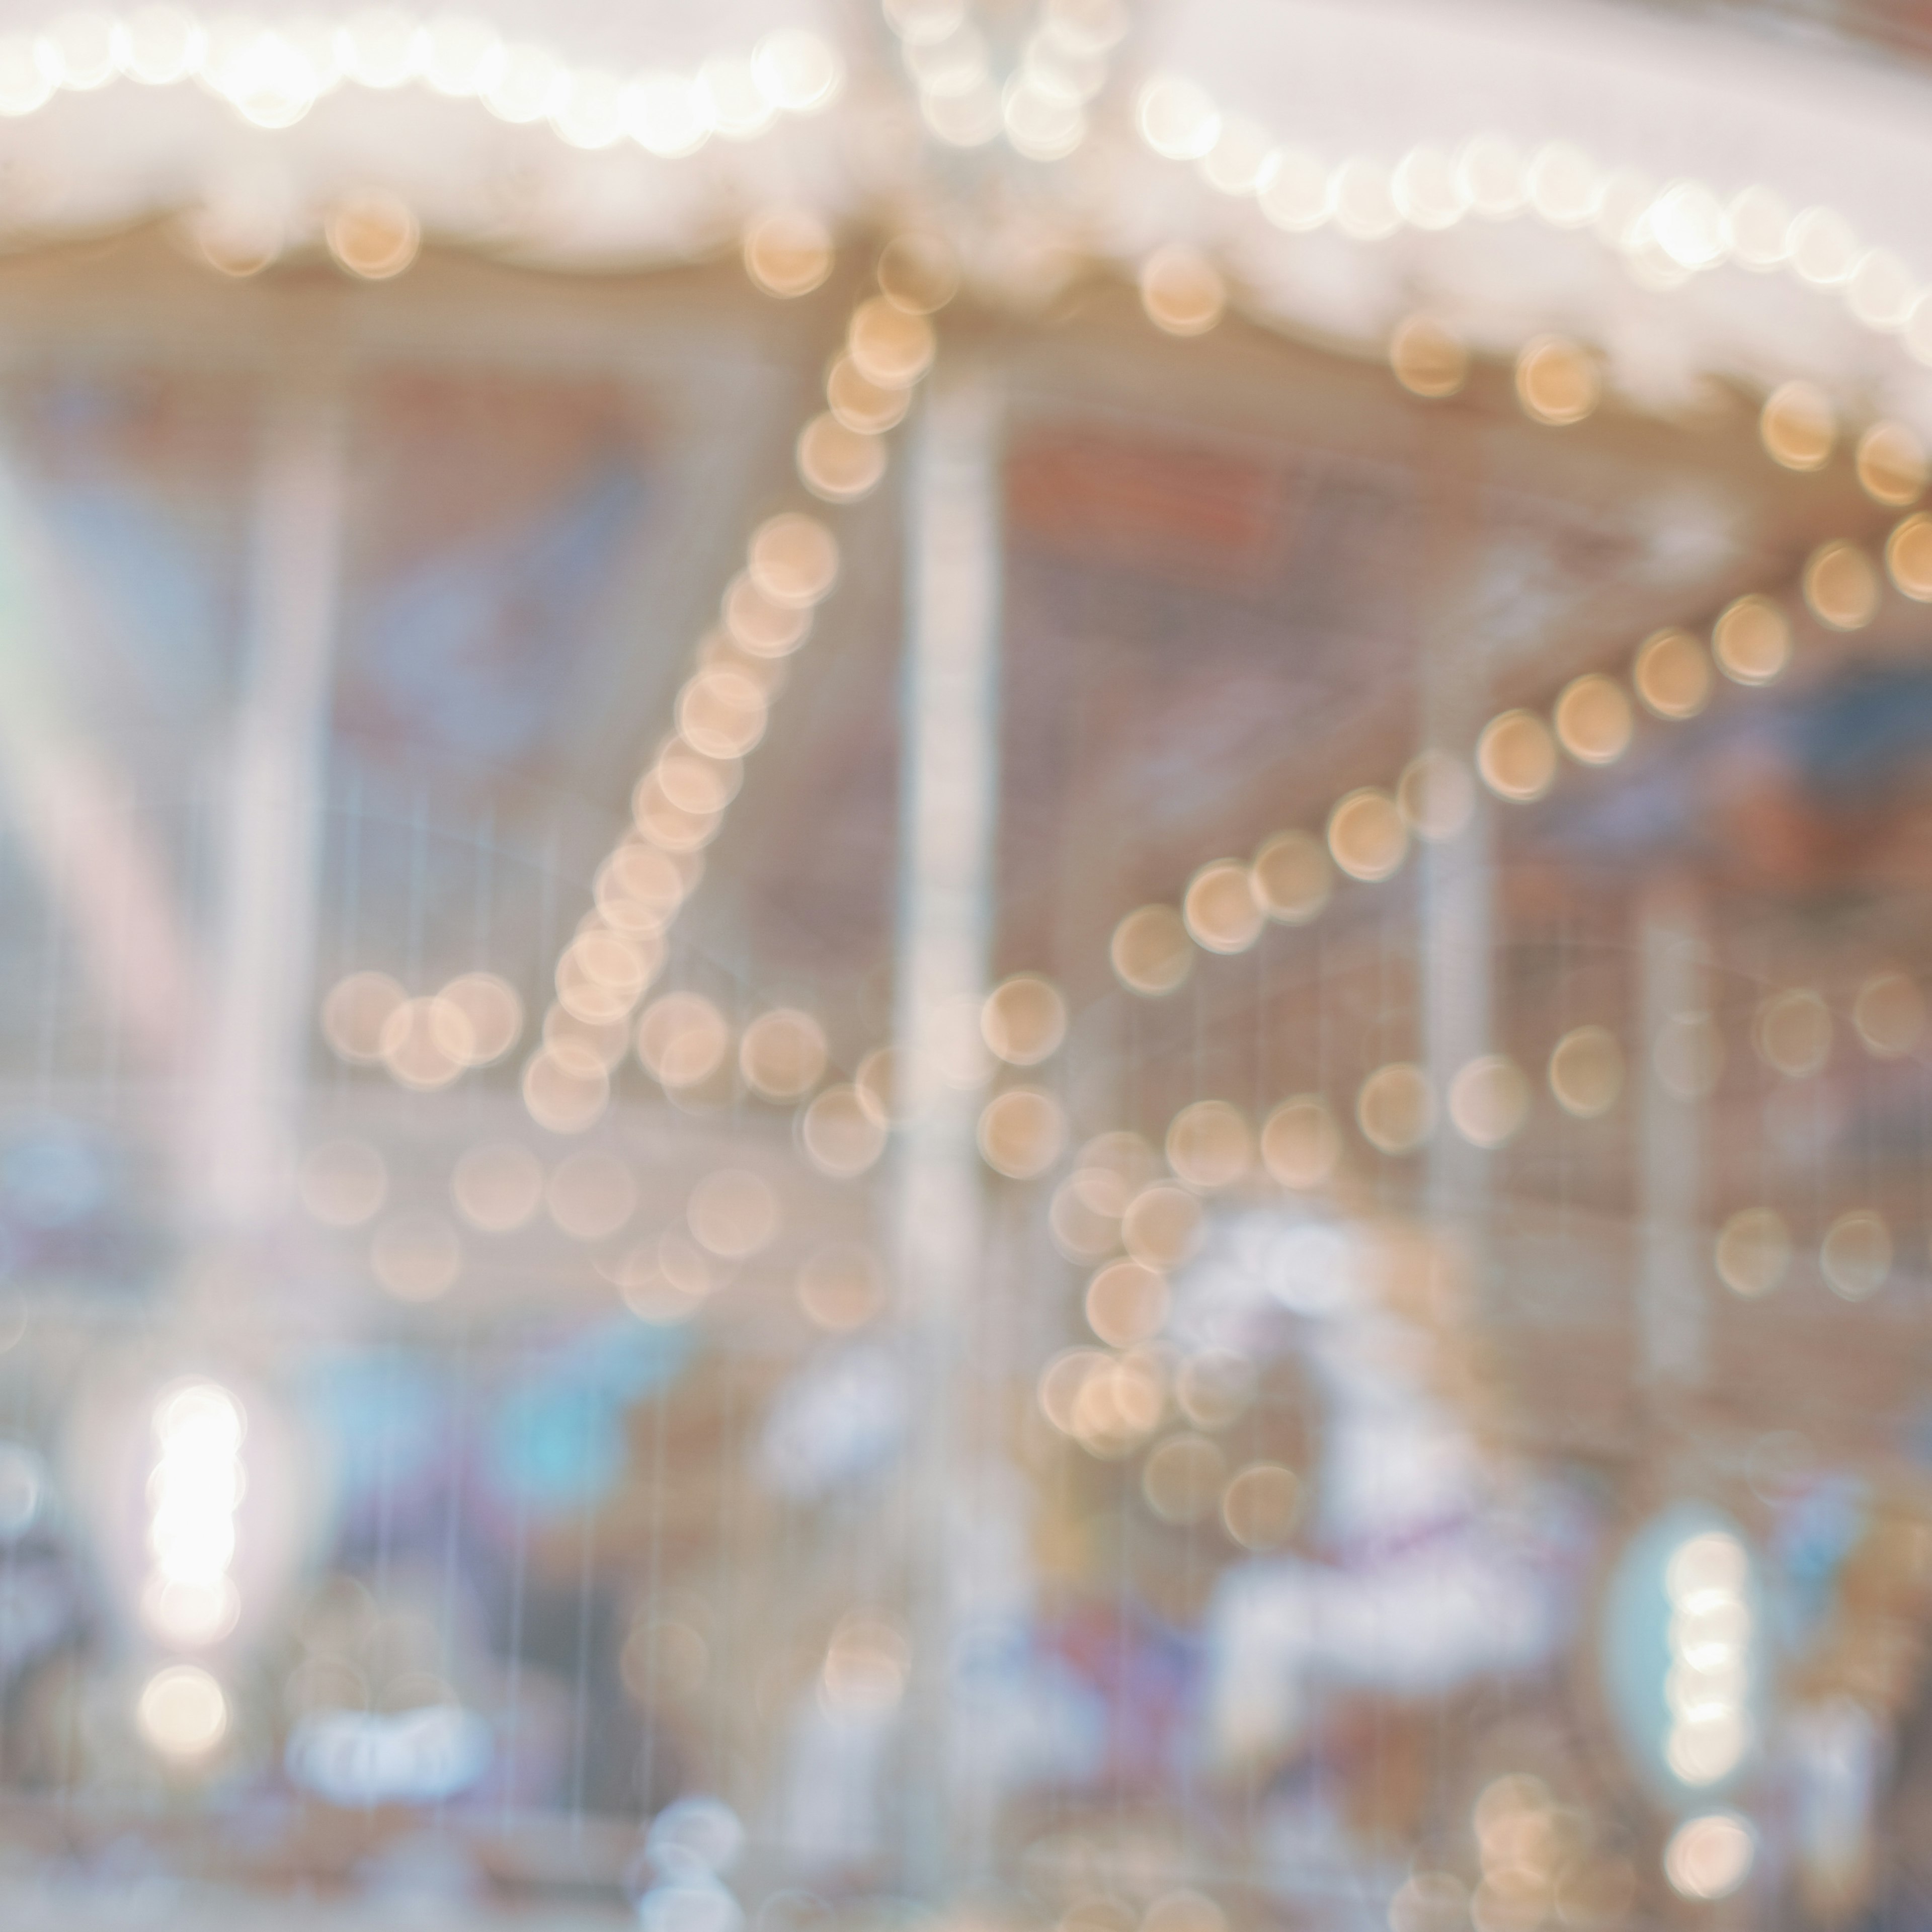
1552;674;1633;765
1758;379;1834;470
1447;1054;1529;1148
1633;628;1712;719
1165;1100;1253;1190
1222;1462;1300;1549
847;296;936;387
559;930;658;1021
596;843;692;935
1175;1349;1255;1430
1754;988;1831;1078
742;207;834;297
1853;971;1925;1057
1547;1025;1624;1117
1258;147;1332;229
1477;709;1558;802
722;575;811;656
1141;1432;1224;1523
637;993;731;1090
1182;859;1262;953
1886;512;1932;600
740;1008;830;1099
610;1232;721;1325
633;773;721;852
1389;314;1467;397
435;972;523;1064
1357;1063;1435;1153
981;974;1069;1065
799;1085;887;1178
1250;829;1333;922
1397;749;1476;841
654;744;740;818
876;230;960;314
1804;540;1880;629
1065;1350;1166;1458
1663;1814;1754;1901
821;1613;910;1714
1327;787;1407;881
1136;73;1219;159
1051;1167;1131;1263
1261;1095;1342;1189
1120;1182;1203;1268
677;666;769;759
137;1664;229;1762
1086;1258;1169;1346
1821;1210;1891;1300
1514;336;1599;425
1858;421;1927;505
828;356;912;434
1037;1347;1106;1436
796;414;888;502
856;1045;916;1125
522;1046;611;1134
1662;1528;1754;1787
749;512;840;607
1712;594;1792;686
1111;904;1193;995
1715;1207;1791;1298
379;994;472;1090
978;1087;1067;1178
324;190;419;279
1139;245;1225;336
143;1381;245;1650
545;1006;630;1073
322;970;406;1063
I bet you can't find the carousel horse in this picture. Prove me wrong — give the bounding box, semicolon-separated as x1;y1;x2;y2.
1180;1209;1583;1779
763;1202;1586;1872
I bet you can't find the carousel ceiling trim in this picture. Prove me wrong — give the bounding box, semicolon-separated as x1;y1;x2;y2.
0;6;844;146
0;1;1918;421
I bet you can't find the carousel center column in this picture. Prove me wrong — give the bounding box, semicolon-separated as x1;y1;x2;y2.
196;373;347;1239
891;350;1004;1901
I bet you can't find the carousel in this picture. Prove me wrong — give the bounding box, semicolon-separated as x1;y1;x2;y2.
0;0;1924;1925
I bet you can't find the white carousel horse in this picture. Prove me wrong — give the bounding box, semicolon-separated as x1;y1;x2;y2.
1183;1210;1577;1776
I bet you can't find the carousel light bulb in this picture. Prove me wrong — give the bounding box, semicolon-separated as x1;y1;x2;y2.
140;1381;246;1649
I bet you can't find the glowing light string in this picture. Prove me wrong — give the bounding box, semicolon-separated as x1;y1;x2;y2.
0;7;842;150
519;233;952;1140
1133;73;1932;367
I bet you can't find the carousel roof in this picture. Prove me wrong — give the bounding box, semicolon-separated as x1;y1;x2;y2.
0;0;1922;425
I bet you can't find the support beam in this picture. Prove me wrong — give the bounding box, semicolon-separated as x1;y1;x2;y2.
0;467;199;1079
1637;878;1709;1389
197;383;346;1232
892;359;1003;1901
1419;475;1494;1277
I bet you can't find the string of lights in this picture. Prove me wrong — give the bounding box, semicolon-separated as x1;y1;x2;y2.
1132;71;1932;363
0;7;843;147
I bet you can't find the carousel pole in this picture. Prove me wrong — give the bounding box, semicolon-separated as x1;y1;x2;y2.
1419;470;1494;1290
197;373;347;1236
891;350;1004;1900
1636;880;1709;1390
